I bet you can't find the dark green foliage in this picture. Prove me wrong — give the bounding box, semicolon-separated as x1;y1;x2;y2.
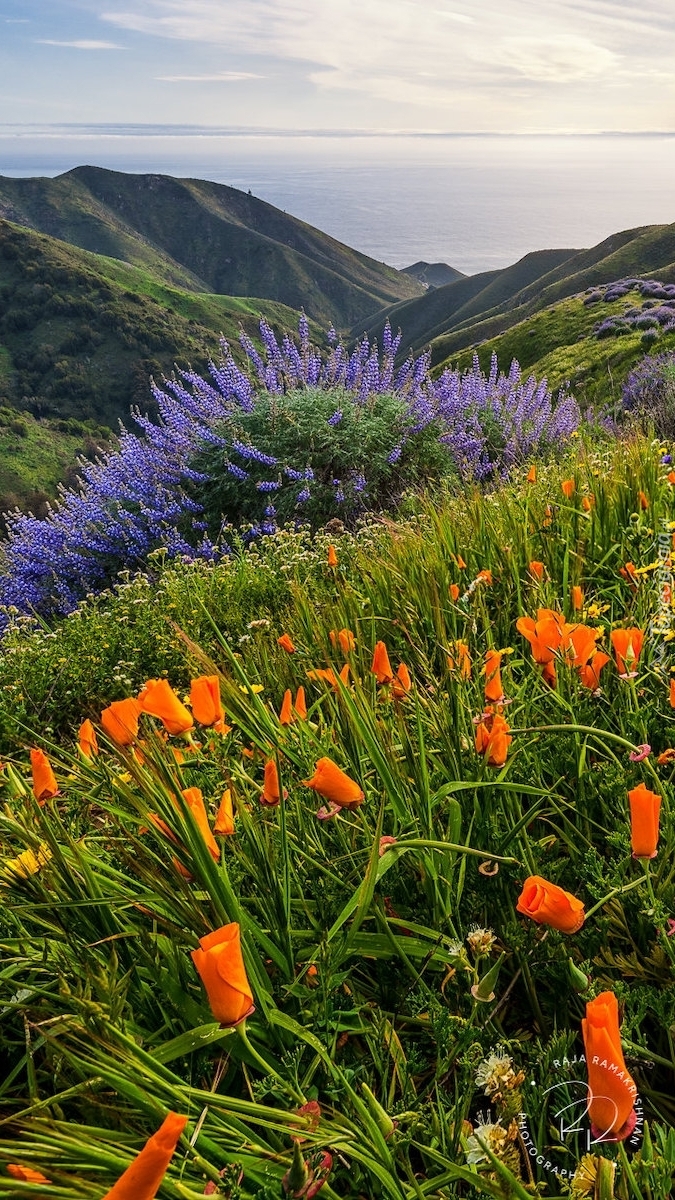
0;165;422;327
0;219;305;495
197;386;455;531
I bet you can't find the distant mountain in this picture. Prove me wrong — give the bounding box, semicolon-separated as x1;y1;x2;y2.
356;248;580;352
401;261;466;289
357;224;675;372
0;166;423;329
0;218;305;429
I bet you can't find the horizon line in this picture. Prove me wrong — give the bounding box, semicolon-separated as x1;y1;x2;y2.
1;123;675;139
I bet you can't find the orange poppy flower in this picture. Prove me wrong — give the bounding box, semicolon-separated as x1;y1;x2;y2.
214;788;235;836
476;568;493;585
279;688;294;725
7;1165;51;1183
138;679;193;736
327;544;338;567
329;628;356;655
101;1111;188;1200
101;697;142;746
78;718;99;758
669;678;675;708
668;470;675;485
526;464;537;483
561;479;575;498
190;676;226;731
191;922;254;1027
581;992;637;1140
294;686;308;720
371;640;394;684
447;640;472;679
391;662;411;700
619;562;638;586
628;783;661;859
516;609;566;665
484;649;504;703
578;650;610;690
303;756;364;809
610;628;644;677
449;582;460;602
261;758;286;806
565;623;600;668
529;560;544;581
582;495;593;512
306;663;351;690
542;660;557;688
474;709;511;767
456;554;467;569
638;490;649;510
543;504;553;527
516;875;585;933
571;585;584;611
30;748;59;803
277;633;297;653
181;787;220;861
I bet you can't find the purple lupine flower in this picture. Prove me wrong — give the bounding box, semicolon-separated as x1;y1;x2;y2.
327;410;343;426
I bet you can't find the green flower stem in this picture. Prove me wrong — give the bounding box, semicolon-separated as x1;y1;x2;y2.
584;875;647;921
515;723;663;790
236;1020;304;1103
641;858;675;964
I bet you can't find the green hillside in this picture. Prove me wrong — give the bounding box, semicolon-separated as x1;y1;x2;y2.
0;404;111;518
0;166;422;329
0;218;305;430
437;285;675;411
356;248;579;352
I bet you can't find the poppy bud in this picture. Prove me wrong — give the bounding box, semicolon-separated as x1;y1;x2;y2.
516;875;585;933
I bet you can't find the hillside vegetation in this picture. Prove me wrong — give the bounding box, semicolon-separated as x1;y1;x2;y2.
362;223;675;371
0;216;303;432
444;285;675;411
0;165;422;329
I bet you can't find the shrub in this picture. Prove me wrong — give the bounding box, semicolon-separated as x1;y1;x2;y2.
0;317;580;625
622;350;675;435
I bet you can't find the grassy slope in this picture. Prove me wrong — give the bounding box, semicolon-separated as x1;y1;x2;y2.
0;166;423;328
0;218;305;430
0;405;110;516
429;224;675;365
356;248;580;353
440;287;675;410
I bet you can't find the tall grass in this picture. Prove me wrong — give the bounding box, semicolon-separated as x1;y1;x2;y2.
1;433;674;1198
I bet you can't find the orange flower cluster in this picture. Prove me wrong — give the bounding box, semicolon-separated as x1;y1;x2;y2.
474;709;512;767
516;608;625;691
100;676;230;746
371;640;412;697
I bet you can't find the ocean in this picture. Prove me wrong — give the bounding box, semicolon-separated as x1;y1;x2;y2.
1;128;675;276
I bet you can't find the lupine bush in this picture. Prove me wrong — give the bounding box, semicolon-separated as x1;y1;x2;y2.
0;316;580;627
592;279;675;341
1;435;675;1197
622;351;675;437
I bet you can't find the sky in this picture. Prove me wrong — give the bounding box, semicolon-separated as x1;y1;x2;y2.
2;0;675;134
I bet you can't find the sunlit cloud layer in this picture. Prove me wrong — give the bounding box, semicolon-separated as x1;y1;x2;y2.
3;0;675;130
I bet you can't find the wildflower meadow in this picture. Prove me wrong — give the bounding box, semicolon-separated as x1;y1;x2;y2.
1;320;675;1198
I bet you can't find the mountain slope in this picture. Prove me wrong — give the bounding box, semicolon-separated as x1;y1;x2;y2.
0;166;423;329
0;218;305;429
426;225;675;364
356;248;580;354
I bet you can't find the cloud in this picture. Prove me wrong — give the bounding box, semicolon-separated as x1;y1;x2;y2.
36;39;124;49
96;0;675;125
156;71;262;81
494;35;619;82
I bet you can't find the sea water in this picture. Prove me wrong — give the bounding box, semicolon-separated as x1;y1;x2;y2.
1;127;675;276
